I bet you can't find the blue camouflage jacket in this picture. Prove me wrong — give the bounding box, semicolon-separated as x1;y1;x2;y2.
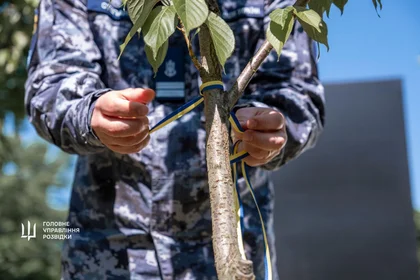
25;0;325;279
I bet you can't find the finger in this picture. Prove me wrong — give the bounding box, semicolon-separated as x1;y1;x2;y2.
244;156;268;167
100;93;149;119
242;129;287;151
98;129;149;147
231;128;244;143
100;115;149;137
234;107;257;124
237;143;271;167
245;111;284;132
120;88;155;104
108;135;150;154
239;141;271;160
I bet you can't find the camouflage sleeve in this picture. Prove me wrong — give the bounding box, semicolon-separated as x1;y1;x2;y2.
24;0;109;155
235;2;326;171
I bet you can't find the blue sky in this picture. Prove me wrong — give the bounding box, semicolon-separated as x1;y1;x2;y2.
318;0;420;208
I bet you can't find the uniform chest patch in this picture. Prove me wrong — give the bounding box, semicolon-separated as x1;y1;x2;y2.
155;47;186;100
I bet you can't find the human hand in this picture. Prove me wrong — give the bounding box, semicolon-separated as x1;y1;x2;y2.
233;107;287;167
91;88;155;154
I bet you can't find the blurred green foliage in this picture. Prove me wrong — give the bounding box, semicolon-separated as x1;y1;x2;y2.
414;211;420;274
0;135;68;279
0;1;70;279
0;0;38;120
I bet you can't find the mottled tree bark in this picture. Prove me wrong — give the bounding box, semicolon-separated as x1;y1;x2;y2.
198;1;255;278
199;20;242;280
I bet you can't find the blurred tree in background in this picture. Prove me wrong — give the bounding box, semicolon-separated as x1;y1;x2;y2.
0;0;38;120
414;211;420;274
0;135;68;279
0;1;70;279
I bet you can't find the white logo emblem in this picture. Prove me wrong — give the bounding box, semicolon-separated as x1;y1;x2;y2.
164;60;177;78
21;221;36;241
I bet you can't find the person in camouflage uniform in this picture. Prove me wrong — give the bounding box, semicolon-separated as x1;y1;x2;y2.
25;0;325;279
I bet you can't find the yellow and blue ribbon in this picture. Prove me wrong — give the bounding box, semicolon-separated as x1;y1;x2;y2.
199;81;225;94
230;113;272;280
149;81;272;280
149;81;224;134
149;95;204;134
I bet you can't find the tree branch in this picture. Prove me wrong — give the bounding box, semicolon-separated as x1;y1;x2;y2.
178;20;202;70
228;0;309;109
227;40;273;108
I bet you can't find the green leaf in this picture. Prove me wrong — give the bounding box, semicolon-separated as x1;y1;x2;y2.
333;0;348;14
173;0;209;34
267;7;295;56
308;0;332;18
372;0;383;17
145;40;169;74
316;41;321;61
298;16;330;51
294;7;329;50
126;0;154;22
143;5;178;59
205;12;235;68
295;7;322;33
269;6;295;28
192;27;201;41
119;0;159;56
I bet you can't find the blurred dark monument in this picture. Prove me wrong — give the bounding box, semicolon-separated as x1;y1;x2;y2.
272;79;419;280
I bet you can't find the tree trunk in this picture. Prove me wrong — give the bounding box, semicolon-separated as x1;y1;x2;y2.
199;26;241;279
198;1;256;279
199;0;310;278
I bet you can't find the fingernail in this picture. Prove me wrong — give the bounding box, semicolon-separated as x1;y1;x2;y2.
248;119;257;129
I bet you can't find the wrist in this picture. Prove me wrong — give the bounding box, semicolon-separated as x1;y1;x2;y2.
85;88;112;147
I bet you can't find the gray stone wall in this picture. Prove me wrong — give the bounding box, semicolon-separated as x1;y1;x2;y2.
272;79;419;280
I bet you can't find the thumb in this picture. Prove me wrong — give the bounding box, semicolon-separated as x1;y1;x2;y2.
120;88;155;104
234;107;258;130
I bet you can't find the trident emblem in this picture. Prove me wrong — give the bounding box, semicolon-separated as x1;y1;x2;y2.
21;221;36;241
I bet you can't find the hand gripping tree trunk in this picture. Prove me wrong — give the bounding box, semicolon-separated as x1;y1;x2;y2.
121;0;382;278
